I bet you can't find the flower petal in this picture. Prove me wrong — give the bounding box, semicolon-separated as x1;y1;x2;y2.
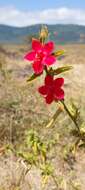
46;92;54;104
33;61;43;74
24;51;36;61
43;55;56;65
45;75;53;86
54;78;64;88
38;86;47;95
32;39;42;51
54;88;64;100
43;41;55;54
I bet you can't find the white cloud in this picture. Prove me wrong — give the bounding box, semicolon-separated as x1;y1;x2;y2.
0;6;85;26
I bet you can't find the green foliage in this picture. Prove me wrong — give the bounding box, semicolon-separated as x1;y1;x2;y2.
25;129;47;158
40;162;54;176
53;49;65;60
80;122;85;136
18;152;37;165
27;73;40;83
68;101;81;121
49;65;73;76
27;66;72;84
18;129;49;165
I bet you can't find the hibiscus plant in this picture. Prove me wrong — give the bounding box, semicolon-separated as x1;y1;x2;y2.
24;26;85;145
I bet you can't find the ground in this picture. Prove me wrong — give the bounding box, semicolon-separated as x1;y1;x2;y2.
0;44;85;190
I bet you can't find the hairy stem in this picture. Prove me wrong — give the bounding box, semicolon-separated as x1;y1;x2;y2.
61;100;80;133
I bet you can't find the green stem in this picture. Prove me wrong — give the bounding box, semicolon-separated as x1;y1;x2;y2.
61;100;80;133
44;66;50;75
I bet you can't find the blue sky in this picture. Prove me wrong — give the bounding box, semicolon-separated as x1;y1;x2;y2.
0;0;85;26
0;0;84;11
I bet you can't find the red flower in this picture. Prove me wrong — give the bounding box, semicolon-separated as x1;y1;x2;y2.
38;75;64;104
24;39;56;74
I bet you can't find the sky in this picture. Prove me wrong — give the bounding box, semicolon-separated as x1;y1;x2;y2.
0;0;85;26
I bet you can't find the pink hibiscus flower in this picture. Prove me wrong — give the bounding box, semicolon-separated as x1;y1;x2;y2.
24;39;56;74
38;75;64;104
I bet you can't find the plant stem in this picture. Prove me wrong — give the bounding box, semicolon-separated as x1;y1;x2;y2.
61;100;80;133
44;66;49;75
51;174;58;189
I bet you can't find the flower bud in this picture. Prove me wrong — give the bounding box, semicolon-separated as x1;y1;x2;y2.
39;26;49;43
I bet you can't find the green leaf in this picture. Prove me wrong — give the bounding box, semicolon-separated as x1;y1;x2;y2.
18;151;37;164
53;50;65;57
50;66;73;75
45;108;62;128
27;73;40;83
40;162;54;176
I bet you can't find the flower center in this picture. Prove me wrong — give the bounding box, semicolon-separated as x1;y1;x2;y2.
48;83;54;92
36;51;46;62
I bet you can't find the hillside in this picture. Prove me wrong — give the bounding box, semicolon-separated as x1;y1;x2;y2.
0;24;85;44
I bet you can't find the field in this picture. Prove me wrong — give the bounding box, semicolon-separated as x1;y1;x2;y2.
0;43;85;190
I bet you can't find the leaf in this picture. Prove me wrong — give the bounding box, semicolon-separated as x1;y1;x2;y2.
79;142;85;148
40;163;54;176
46;108;62;128
42;175;49;187
50;65;73;75
18;151;37;164
33;141;38;155
27;73;40;83
53;50;65;57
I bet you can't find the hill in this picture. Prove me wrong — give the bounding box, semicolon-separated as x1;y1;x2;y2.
0;24;85;44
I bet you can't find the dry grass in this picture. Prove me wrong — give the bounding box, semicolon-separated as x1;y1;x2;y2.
0;43;85;190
